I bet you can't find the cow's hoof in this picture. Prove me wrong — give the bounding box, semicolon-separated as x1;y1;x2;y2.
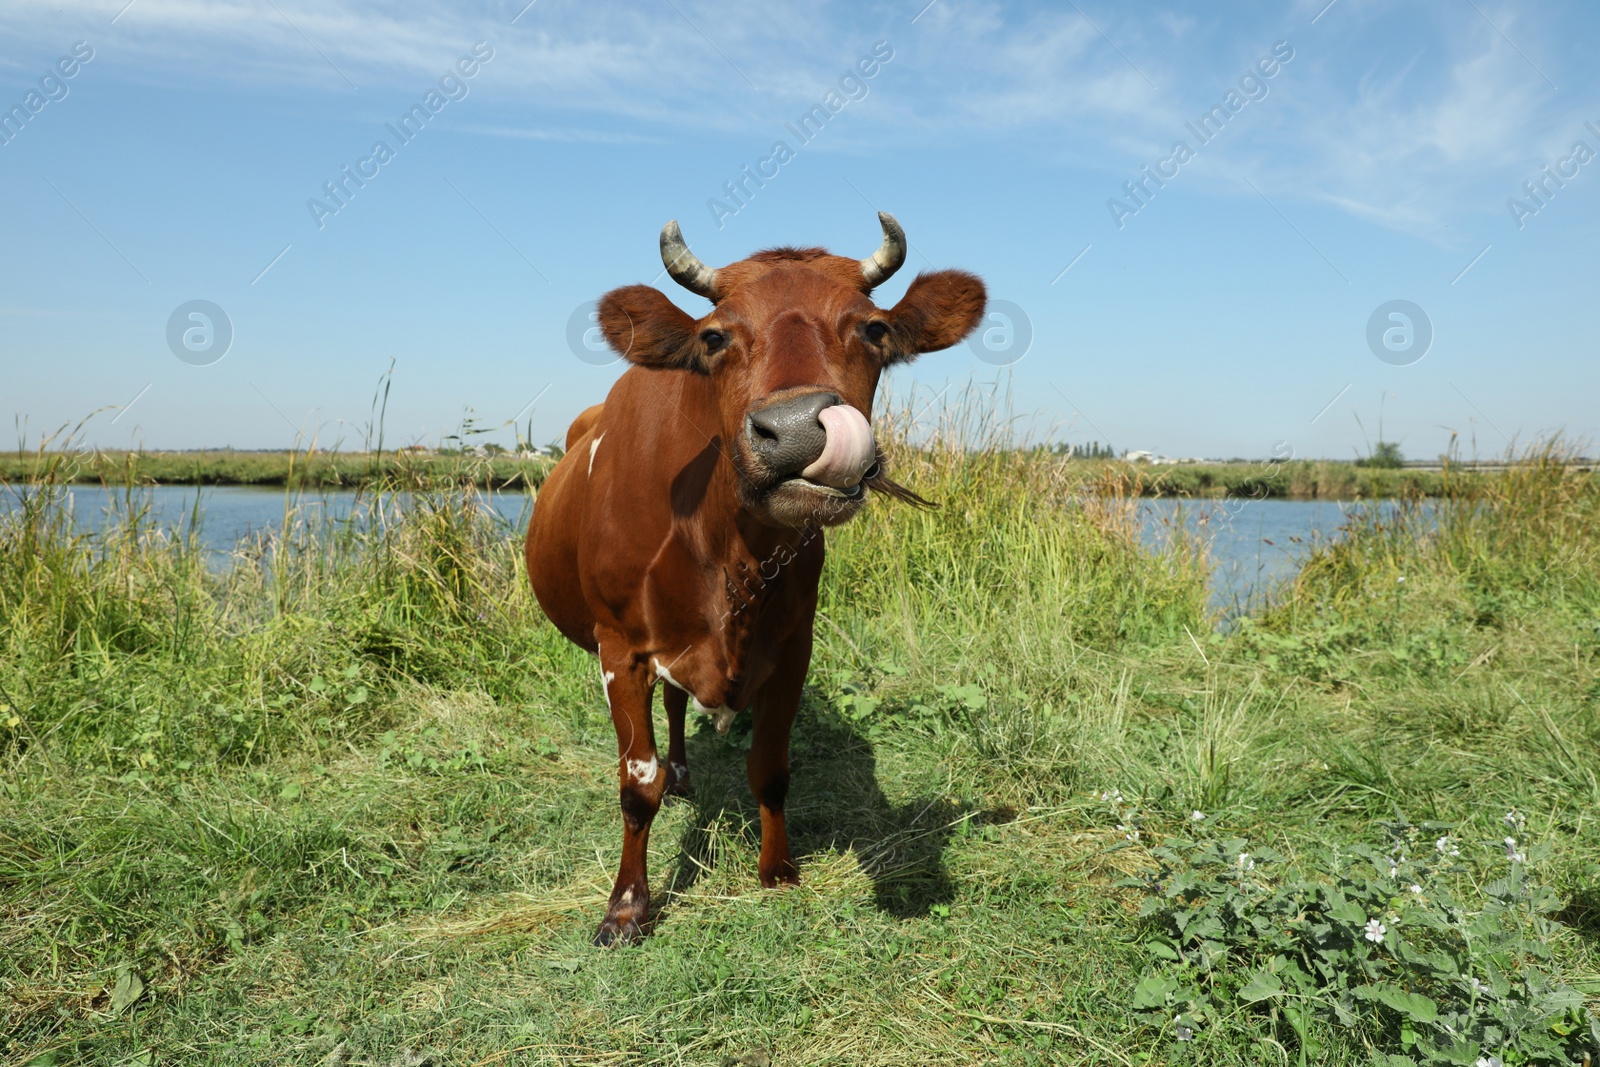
758;863;800;889
593;917;644;947
662;774;692;804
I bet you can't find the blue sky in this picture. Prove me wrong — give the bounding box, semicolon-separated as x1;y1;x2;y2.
2;0;1595;460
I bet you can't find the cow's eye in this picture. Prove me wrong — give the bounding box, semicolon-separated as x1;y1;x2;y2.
863;321;889;345
701;329;727;353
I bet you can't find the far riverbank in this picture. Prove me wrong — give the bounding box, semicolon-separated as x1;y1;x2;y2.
3;449;1589;498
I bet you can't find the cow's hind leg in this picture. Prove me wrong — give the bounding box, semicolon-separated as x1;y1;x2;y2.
747;633;810;888
596;645;665;946
662;685;692;801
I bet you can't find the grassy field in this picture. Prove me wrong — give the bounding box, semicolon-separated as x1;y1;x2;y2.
0;447;1476;500
2;420;1598;1065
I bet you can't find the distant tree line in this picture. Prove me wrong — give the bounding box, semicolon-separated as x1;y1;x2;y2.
1355;441;1405;469
1049;441;1118;460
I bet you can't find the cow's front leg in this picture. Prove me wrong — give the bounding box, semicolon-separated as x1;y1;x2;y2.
596;646;665;946
661;684;692;801
748;634;810;888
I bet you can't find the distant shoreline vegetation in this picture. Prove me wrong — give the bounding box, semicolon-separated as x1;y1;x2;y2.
2;449;1583;499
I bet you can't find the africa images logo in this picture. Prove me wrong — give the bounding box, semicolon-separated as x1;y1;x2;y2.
1106;41;1294;229
306;42;495;229
0;41;94;148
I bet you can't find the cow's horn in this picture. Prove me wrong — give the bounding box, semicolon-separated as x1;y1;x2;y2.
660;220;719;300
859;211;907;287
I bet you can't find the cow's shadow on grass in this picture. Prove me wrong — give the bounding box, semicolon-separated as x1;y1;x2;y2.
1557;886;1600;942
659;693;1003;921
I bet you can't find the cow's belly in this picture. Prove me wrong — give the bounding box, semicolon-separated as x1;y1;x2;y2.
525;446;597;652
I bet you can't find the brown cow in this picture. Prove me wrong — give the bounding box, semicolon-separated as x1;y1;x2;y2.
525;213;985;945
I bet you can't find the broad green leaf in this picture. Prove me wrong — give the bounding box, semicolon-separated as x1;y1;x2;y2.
1363;984;1438;1023
1195;940;1228;970
1422;950;1458;976
110;968;143;1015
1540;986;1585;1015
1237;969;1284;1003
1484;960;1511;998
1146;939;1181;961
1132;973;1178;1009
1327;896;1367;924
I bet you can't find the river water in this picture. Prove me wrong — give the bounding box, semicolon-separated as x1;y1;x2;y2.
4;485;1387;614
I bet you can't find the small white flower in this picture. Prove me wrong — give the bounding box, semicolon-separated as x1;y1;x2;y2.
1173;1015;1194;1042
1364;918;1386;943
1238;853;1255;872
1476;1055;1502;1067
1503;809;1519;828
1397;575;1406;583
1470;977;1486;995
1190;810;1206;822
1503;837;1526;862
1435;835;1460;857
1125;829;1141;842
1409;884;1423;895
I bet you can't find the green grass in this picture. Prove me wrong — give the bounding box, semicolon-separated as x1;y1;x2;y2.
2;417;1598;1065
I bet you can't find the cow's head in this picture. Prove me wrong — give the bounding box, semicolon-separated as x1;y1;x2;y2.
596;213;986;529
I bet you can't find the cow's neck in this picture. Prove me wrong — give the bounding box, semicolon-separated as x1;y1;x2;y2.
710;456;817;574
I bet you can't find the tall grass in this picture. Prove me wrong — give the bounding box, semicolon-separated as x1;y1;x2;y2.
0;433;548;777
822;393;1210;675
1264;440;1598;632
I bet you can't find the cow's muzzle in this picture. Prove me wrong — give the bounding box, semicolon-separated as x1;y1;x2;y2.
746;393;876;491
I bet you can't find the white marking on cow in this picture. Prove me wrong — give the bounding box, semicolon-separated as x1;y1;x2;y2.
589;432;604;475
672;762;688;779
693;697;739;735
600;669;615;711
654;658;684;690
626;755;659;785
655;657;737;733
618;887;634;906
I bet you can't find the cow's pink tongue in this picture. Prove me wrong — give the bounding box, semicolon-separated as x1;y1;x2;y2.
800;405;875;488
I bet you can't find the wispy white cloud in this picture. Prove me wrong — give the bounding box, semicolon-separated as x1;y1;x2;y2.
1242;3;1575;237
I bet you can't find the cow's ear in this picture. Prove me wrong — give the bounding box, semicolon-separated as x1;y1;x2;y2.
596;285;705;371
884;270;987;362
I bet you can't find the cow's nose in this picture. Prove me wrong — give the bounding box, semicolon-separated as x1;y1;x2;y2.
746;391;839;476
